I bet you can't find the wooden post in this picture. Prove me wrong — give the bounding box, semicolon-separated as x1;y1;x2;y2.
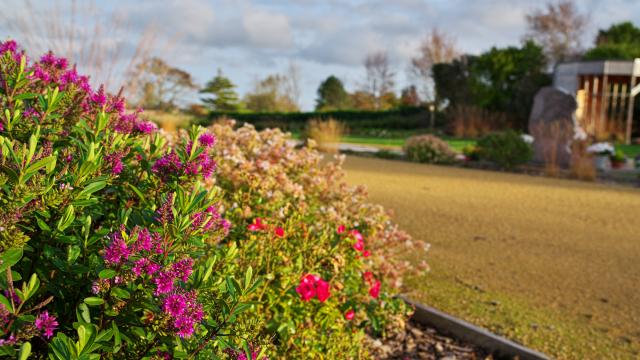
600;74;609;137
626;59;640;144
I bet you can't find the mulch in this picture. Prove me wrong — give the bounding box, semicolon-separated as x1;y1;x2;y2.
366;319;494;360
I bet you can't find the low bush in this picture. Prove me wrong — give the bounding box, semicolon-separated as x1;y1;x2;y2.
304;117;345;153
209;120;429;358
0;41;426;358
403;134;457;164
476;130;533;169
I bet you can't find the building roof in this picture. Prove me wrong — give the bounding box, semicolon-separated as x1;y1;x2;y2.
554;59;640;77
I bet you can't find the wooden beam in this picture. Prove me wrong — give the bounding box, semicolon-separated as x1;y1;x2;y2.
626;59;640;144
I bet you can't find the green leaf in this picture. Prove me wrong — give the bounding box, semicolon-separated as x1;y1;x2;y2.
77;303;91;323
0;248;23;272
111;287;130;299
18;341;30;360
83;297;104;306
98;269;116;279
67;245;81;264
36;218;51;232
24;155;56;178
244;266;253;290
56;205;75;232
78;180;106;198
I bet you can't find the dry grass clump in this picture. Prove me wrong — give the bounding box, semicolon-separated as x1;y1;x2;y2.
570;140;596;181
449;105;511;138
142;110;192;133
305;117;346;153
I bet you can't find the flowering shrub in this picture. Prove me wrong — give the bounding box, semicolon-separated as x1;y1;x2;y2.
404;134;457;164
0;41;263;359
208;120;430;357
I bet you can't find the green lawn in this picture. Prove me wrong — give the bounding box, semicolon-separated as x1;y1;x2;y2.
618;144;640;158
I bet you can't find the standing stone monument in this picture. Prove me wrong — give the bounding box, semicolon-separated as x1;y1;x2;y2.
528;87;579;167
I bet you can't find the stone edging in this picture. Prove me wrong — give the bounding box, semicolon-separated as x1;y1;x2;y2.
401;296;550;360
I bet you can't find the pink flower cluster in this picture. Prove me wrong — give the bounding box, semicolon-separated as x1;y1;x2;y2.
191;206;231;235
162;290;204;338
348;229;370;258
152;135;217;181
295;274;330;303
101;227;206;337
35;311;58;339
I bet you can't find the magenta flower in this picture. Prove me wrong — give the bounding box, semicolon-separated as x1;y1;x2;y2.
198;133;216;148
337;225;346;234
172;258;194;282
35;311;58;339
0;40;18;55
163;293;187;316
103;233;131;265
152;152;183;178
135;121;157;134
344;309;355;321
154;270;176;295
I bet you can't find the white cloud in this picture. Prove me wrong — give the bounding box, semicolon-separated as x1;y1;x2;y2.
242;8;293;49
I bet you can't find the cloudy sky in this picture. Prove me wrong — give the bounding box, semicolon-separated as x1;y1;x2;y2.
1;0;639;110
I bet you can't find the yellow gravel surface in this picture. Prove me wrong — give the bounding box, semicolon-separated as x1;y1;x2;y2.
343;155;640;358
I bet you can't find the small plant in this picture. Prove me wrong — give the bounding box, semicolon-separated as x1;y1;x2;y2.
586;142;615;156
305;117;346;153
476;130;533;169
462;144;480;161
404;134;457;164
610;149;626;168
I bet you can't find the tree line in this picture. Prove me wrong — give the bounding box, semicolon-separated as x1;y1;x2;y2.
129;0;640;131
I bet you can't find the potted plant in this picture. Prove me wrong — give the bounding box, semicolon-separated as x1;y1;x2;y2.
586;142;614;171
610;149;627;169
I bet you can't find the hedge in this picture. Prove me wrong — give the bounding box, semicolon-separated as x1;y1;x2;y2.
196;107;438;132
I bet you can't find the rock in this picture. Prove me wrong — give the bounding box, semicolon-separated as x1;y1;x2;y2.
440;356;458;360
528;86;579;167
435;343;445;353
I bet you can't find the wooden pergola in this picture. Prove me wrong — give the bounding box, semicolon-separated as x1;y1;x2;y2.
553;59;640;144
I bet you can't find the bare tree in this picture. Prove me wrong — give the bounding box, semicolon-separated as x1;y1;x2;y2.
410;28;458;102
0;0;164;96
363;51;395;110
284;61;302;110
133;57;197;111
524;0;589;65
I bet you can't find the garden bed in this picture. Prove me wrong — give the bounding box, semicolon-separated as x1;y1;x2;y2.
368;319;490;359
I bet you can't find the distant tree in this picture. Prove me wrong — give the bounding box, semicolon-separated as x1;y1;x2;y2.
410;28;458;101
363;51;395;110
244;74;299;112
524;0;588;65
349;90;376;111
284;62;302;110
584;21;640;60
316;75;351;110
400;85;421;107
134;57;197;110
433;41;551;130
200;69;241;111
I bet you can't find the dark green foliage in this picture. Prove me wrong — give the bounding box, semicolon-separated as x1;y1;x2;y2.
198;106;430;132
200;69;241;111
584;21;640;60
316;75;351;110
476;131;533;169
433;42;551;131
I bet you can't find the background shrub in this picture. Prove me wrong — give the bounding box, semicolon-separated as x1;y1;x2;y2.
197;106;435;133
404;134;457;164
476;130;533;169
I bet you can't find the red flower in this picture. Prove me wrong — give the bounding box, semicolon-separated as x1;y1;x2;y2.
296;274;318;301
362;250;370;258
337;225;346;234
296;274;330;302
353;239;364;252
315;278;330;302
350;230;365;253
344;309;355;321
247;218;267;232
363;271;374;284
369;280;381;299
274;227;285;237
